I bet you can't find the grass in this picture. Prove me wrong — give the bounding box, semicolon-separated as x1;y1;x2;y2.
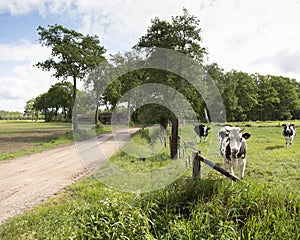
0;121;299;239
0;120;110;161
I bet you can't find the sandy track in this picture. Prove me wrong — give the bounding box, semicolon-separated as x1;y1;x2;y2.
0;128;138;224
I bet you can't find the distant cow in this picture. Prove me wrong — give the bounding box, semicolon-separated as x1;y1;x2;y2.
219;126;251;179
194;124;210;143
282;123;296;148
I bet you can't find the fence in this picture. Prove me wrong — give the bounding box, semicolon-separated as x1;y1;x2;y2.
178;137;239;182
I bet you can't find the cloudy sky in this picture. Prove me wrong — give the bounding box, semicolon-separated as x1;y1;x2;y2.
1;0;300;112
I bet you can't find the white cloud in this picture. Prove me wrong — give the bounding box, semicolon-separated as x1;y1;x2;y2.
75;0;202;52
0;62;56;112
0;40;51;62
0;0;74;17
201;0;300;79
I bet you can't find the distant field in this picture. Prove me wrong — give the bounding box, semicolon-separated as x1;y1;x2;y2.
0;121;72;160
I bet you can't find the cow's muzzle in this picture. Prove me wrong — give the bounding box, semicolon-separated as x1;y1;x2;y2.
231;148;239;155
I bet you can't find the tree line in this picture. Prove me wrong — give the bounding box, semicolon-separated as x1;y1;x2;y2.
207;64;300;121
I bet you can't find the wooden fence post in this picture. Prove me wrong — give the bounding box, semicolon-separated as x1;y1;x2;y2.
192;151;201;178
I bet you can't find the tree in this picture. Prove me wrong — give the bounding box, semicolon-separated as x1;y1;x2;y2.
47;82;73;121
35;24;106;130
135;8;207;159
24;98;38;121
35;93;52;121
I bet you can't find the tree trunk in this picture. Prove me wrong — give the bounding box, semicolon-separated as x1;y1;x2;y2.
127;100;131;122
170;118;179;159
73;76;78;131
95;102;99;124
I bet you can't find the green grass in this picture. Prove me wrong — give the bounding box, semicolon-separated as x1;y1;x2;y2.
0;122;299;239
0;121;110;160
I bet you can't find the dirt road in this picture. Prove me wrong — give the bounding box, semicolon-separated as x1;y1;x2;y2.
0;128;138;224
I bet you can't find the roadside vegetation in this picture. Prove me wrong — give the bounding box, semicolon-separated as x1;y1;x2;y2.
0;121;299;239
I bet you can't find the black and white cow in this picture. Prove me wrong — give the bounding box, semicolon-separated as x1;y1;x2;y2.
219;126;251;179
282;123;296;148
194;124;210;143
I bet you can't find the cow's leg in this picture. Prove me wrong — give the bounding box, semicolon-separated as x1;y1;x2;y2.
290;136;294;146
239;158;246;179
227;161;234;176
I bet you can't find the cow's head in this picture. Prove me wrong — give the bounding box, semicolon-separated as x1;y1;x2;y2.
201;124;210;136
225;126;251;155
282;123;294;134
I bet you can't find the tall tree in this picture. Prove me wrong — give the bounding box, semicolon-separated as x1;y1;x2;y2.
135;8;207;159
35;24;106;130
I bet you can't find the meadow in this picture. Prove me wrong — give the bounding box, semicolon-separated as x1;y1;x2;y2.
0;121;72;160
0;121;110;161
0;121;299;239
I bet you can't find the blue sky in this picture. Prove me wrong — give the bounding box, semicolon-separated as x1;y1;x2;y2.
1;0;300;112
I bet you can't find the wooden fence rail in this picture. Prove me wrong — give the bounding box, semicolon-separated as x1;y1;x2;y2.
179;137;239;182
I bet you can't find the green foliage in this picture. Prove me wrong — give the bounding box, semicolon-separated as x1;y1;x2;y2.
208;63;300;121
35;24;106;129
34;82;73;122
35;24;105;81
0;110;23;120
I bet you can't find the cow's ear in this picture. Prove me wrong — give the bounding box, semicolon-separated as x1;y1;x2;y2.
282;124;286;127
291;124;295;126
242;133;251;139
207;127;211;130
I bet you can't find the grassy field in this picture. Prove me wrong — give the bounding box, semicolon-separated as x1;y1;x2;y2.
0;121;299;239
0;121;110;160
0;121;72;160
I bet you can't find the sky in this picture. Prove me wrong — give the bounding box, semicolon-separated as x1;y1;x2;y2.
0;0;300;112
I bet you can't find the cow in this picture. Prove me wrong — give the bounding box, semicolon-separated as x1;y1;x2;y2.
219;126;251;179
282;123;296;148
194;124;210;143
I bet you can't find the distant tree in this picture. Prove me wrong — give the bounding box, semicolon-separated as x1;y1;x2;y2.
35;24;106;130
231;71;258;121
270;76;299;120
47;82;73;121
24;98;38;121
35;93;52;122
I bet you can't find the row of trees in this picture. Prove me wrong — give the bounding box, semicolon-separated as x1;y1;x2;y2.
0;110;23;120
24;82;73;121
207;64;300;121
